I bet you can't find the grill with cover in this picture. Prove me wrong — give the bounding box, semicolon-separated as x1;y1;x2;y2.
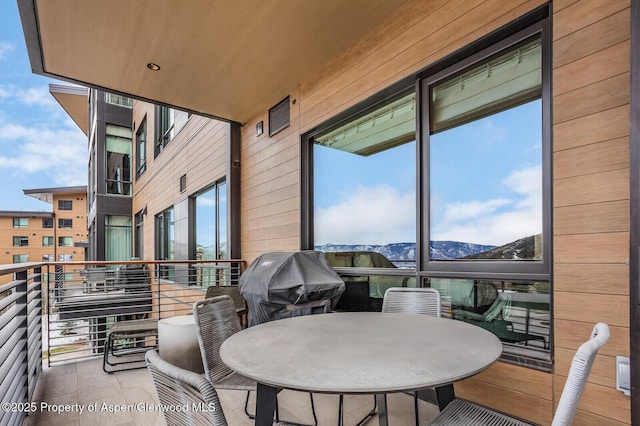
239;251;345;326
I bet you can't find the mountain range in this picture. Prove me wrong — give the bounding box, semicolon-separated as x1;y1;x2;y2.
315;240;496;261
318;233;542;263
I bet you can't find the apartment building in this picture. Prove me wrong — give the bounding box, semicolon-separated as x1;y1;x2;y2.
20;0;638;423
50;84;134;262
0;186;87;265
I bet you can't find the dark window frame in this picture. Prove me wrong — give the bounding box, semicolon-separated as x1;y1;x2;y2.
58;218;73;229
58;236;73;247
58;200;73;210
42;218;53;228
13;236;28;247
154;106;174;158
419;17;551;281
136;116;147;178
13;218;28;228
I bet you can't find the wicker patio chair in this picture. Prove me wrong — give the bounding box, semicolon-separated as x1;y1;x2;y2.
382;287;441;426
145;349;227;426
205;285;248;328
192;295;258;420
428;322;610;426
193;295;317;425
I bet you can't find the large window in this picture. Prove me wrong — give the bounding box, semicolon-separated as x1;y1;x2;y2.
423;35;548;275
13;255;28;263
192;181;228;286
58;218;73;228
134;210;144;259
58;200;72;210
106;124;132;195
42;218;53;228
154;106;174;157
156;207;174;279
58;236;73;247
13;218;28;228
13;236;28;247
43;236;54;247
312;91;417;260
105;215;132;261
305;16;551;365
136;118;147;178
105;92;133;108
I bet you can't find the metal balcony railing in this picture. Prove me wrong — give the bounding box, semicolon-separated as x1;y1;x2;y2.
0;263;43;426
0;259;244;425
44;260;244;367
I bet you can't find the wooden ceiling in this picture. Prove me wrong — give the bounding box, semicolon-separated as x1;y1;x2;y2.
20;0;410;123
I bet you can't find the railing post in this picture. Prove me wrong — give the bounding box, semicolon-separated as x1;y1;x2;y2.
16;269;29;411
28;266;43;401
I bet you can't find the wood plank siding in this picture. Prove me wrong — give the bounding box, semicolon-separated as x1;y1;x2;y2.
130;0;632;423
235;0;631;424
132;101;229;256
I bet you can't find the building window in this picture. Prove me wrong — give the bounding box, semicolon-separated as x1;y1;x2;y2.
43;236;54;247
42;217;53;228
13;218;28;228
180;174;187;193
13;254;28;263
136;117;147;178
13;236;28;247
192;181;228;286
154;106;174;157
155;207;174;279
105;215;132;261
105;92;133;108
134;210;145;259
58;200;73;210
58;218;73;228
304;16;551;365
311;90;417;262
424;36;545;269
106;124;132;195
58;237;73;247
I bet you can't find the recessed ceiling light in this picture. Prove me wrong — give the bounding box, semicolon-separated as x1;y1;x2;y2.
147;63;161;71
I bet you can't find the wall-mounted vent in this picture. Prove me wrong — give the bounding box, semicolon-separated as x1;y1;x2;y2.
269;96;290;136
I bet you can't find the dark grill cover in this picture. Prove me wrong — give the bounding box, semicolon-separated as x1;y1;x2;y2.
239;251;345;326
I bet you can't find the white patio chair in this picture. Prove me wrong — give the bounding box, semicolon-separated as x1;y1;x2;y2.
382;287;442;426
428;322;610;426
145;349;228;426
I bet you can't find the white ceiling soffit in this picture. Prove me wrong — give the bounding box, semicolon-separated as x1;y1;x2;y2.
49;84;89;135
21;0;410;124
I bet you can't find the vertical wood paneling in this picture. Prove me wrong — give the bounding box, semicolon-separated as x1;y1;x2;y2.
552;1;631;423
129;0;633;424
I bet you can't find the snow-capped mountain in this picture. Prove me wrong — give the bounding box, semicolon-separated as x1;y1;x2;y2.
315;241;495;261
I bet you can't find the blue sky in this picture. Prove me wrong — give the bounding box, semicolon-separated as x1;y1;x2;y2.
0;3;87;211
314;101;542;247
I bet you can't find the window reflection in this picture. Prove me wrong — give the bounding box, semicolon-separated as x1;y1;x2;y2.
429;278;550;359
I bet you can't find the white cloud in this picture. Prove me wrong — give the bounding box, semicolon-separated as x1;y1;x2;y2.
315;184;415;245
0;84;57;108
0;123;87;186
0;42;15;61
431;165;542;246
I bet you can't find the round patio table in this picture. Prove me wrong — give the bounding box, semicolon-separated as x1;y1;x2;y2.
220;312;502;426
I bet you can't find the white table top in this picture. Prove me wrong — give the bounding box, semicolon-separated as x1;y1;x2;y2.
220;312;502;394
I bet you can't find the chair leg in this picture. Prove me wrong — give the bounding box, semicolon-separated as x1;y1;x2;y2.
413;391;419;426
338;394;377;426
244;391;255;419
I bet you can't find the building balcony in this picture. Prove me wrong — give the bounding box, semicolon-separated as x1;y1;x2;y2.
2;260;448;425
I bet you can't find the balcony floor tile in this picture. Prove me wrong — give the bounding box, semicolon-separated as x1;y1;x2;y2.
25;358;440;425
